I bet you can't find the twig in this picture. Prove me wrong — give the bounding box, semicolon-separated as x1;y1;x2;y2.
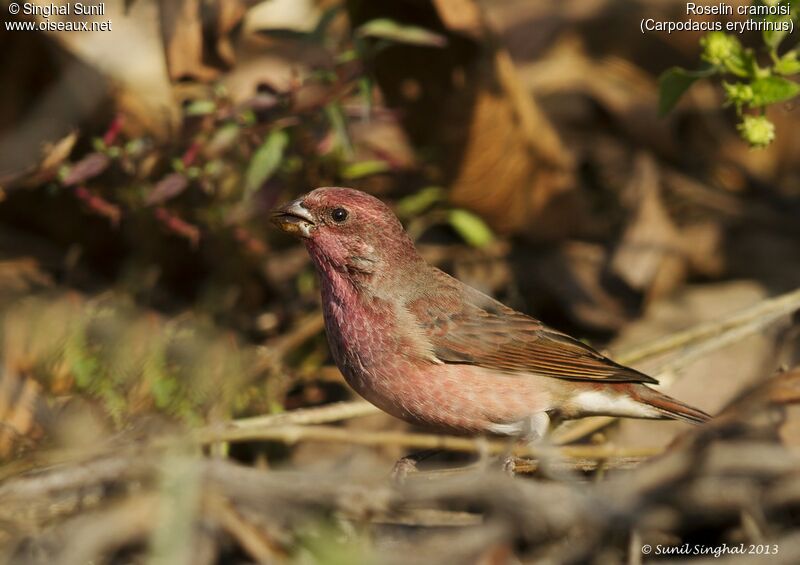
258;312;325;363
54;494;159;565
190;423;662;460
205;492;286;563
399;455;649;480
218;400;378;430
613;286;800;367
370;508;483;527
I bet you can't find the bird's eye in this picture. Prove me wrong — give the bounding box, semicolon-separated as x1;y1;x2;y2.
331;207;348;223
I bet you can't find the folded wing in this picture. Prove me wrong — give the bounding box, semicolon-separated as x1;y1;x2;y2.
407;269;657;385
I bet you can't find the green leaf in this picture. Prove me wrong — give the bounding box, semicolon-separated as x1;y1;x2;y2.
447;209;494;248
152;375;179;409
324;103;352;157
764;26;791;53
396;186;444;218
340;160;391;179
762;6;794;51
357;18;447;47
658;67;715;115
749;75;800;106
774;50;800;76
335;48;359;64
244;129;289;197
185;99;216;116
358;76;373;117
700;32;752;77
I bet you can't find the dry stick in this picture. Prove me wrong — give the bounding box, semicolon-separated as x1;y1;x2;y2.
56;495;160;565
221;400;378;430
191;423;662;461
258;312;325;364
205;492;287;563
400;455;649;479
614;286;800;366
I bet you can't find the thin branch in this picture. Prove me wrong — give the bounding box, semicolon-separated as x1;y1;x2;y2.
220;400;378;430
204;492;287;563
613;286;800;366
190;423;662;460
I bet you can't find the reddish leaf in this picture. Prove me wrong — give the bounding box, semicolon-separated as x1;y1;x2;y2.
146;173;189;205
181;141;202;167
62;153;111;186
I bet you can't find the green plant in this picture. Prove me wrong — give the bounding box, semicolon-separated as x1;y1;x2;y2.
659;0;799;148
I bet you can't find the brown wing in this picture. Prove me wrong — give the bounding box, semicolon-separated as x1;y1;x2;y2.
407;269;657;385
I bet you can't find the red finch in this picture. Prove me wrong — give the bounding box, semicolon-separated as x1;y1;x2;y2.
272;187;710;441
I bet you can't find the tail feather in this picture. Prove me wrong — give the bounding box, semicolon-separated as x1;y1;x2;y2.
632;387;712;424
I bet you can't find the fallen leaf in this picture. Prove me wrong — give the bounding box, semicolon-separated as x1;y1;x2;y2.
158;0;219;82
610;153;685;302
39;131;78;173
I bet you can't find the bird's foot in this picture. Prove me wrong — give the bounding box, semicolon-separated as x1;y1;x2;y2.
502;455;517;477
391;456;420;484
390;449;442;485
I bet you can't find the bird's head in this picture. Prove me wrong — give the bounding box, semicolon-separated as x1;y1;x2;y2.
272;187;421;279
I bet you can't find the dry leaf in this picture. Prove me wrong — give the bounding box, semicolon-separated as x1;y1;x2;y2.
39;131;78;174
158;0;219;82
610;153;686;302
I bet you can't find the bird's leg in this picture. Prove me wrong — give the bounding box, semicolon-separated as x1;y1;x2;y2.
501;440;521;477
503;411;552;476
390;449;442;484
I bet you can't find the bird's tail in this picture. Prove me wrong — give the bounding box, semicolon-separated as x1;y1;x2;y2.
630;386;712;424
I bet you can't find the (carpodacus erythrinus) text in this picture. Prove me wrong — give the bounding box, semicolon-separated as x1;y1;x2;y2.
272;187;711;441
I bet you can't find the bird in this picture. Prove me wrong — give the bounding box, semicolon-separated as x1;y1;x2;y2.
272;187;711;444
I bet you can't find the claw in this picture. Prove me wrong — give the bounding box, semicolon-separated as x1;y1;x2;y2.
391;456;420;484
502;456;517;477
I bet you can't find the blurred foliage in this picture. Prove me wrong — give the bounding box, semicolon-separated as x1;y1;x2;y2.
659;0;799;147
22;7;485;261
2;293;260;430
0;5;498;457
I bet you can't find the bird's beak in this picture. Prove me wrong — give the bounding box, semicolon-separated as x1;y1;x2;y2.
271;198;316;238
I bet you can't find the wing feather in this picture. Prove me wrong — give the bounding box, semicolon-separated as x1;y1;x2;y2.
407;269;657;385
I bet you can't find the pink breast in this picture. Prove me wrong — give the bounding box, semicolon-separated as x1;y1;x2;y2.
317;267;552;434
361;362;555;433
